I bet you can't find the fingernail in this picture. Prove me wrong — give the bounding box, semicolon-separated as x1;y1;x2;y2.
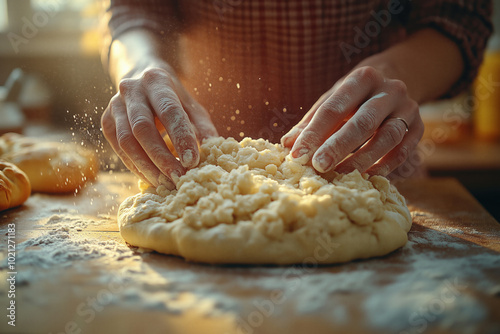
280;136;292;147
292;147;309;158
290;147;311;165
181;149;196;168
282;127;300;146
312;153;333;173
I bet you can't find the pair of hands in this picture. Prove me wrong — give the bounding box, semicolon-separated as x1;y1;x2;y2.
101;65;423;187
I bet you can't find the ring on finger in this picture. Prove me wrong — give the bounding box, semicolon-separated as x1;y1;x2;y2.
392;117;409;134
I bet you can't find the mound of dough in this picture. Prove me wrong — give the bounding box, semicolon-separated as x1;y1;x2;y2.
0;160;31;211
0;133;98;193
118;137;412;265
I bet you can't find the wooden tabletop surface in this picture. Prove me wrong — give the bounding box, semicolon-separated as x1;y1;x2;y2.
0;172;499;334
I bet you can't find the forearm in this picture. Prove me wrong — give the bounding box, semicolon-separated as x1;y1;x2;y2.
108;28;177;86
356;28;464;103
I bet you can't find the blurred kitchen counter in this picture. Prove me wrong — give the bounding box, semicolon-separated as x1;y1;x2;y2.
421;134;500;222
423;136;500;172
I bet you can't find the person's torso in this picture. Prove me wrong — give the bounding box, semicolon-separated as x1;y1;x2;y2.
176;0;407;142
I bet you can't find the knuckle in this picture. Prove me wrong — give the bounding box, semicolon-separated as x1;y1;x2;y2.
334;134;351;152
128;101;151;115
142;68;161;81
321;136;345;160
157;97;180;115
142;68;171;86
147;145;166;163
300;129;323;148
320;101;343;118
355;66;379;84
385;122;405;146
118;78;136;95
355;111;378;133
131;117;155;137
389;79;408;96
116;132;134;150
325;94;351;112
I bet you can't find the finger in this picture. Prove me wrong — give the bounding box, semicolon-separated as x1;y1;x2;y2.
335;115;410;174
312;90;398;173
281;91;330;147
180;94;218;141
159;74;218;141
290;68;380;162
366;116;424;176
281;121;309;148
142;70;200;168
119;79;185;183
113;96;163;187
281;78;346;148
101;98;156;185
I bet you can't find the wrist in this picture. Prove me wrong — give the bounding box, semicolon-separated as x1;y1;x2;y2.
109;28;177;85
123;56;173;79
355;53;420;101
353;29;464;103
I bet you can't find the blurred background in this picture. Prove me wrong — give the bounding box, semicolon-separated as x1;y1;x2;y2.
0;0;110;139
0;0;499;220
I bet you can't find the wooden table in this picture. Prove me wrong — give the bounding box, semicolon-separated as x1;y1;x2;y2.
1;172;499;334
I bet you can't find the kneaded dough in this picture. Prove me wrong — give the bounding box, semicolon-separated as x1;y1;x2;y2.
118;137;412;264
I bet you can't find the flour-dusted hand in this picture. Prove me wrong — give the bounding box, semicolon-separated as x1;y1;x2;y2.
101;66;218;188
281;66;424;176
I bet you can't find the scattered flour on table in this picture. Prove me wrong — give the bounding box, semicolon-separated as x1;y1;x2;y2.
36;212;114;230
431;226;464;235
408;228;470;250
11;227;134;268
0;226;138;285
465;227;482;235
1;215;499;333
363;228;500;334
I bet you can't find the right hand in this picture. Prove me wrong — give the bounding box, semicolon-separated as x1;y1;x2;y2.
101;66;218;188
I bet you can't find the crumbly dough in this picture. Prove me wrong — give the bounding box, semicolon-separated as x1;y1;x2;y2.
0;133;98;193
0;160;31;211
118;137;412;264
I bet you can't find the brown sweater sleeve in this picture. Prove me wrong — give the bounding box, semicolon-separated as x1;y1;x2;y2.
406;0;493;97
100;0;180;72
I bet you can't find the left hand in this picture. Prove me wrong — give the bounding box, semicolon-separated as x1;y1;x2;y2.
281;66;424;176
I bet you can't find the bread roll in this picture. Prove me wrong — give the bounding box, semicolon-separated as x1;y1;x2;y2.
0;160;31;211
0;133;98;193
